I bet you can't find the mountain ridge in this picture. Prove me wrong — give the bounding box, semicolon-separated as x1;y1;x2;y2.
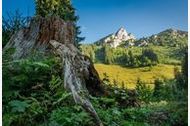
134;28;188;47
93;28;187;47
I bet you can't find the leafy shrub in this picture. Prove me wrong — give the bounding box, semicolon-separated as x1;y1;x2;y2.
8;100;29;113
2;52;64;125
97;107;123;126
3;55;61;94
49;106;93;126
135;79;152;103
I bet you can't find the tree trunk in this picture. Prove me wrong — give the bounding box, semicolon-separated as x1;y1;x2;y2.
3;16;104;126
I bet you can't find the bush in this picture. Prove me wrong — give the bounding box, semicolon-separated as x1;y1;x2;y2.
135;79;152;103
2;52;65;125
49;106;93;126
153;79;164;100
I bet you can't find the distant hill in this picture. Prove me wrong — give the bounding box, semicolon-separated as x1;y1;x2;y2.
94;27;136;48
134;29;188;47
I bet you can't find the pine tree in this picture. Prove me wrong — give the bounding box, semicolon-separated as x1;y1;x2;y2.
153;79;163;99
175;49;188;90
104;46;114;64
90;51;95;63
128;50;135;66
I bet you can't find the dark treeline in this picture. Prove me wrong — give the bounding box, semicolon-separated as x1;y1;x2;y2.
104;46;158;67
81;44;184;67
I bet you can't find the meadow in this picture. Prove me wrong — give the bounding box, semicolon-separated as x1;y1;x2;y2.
95;63;179;89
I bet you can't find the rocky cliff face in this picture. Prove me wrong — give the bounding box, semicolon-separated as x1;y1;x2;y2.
95;27;135;48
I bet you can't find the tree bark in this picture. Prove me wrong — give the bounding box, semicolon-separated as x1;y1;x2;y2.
50;40;103;125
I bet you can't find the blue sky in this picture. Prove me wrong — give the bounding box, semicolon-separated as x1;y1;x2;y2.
3;0;188;43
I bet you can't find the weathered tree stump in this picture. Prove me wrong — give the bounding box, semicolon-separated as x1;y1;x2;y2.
3;16;104;126
4;16;75;58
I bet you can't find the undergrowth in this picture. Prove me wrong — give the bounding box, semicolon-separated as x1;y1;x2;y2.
2;50;187;126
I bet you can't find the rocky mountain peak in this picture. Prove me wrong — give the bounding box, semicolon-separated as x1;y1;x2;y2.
115;27;128;39
116;27;127;35
116;27;135;41
95;27;136;48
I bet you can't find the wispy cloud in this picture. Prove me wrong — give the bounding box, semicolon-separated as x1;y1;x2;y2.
81;25;87;31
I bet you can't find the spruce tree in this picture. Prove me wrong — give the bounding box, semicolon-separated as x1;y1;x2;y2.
153;79;163;100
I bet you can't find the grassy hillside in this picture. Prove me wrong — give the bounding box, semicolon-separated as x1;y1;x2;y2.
95;64;179;89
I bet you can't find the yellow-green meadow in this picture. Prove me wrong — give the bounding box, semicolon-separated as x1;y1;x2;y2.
95;64;178;89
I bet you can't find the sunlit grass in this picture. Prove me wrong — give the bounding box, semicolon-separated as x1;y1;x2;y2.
94;64;179;89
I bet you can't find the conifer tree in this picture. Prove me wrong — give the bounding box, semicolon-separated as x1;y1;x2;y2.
153;79;163;99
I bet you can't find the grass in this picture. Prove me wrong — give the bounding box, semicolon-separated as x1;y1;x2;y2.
94;64;179;89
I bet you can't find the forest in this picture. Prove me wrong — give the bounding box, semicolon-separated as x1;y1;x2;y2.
2;0;188;126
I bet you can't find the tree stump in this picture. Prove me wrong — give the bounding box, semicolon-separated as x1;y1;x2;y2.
3;16;104;126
